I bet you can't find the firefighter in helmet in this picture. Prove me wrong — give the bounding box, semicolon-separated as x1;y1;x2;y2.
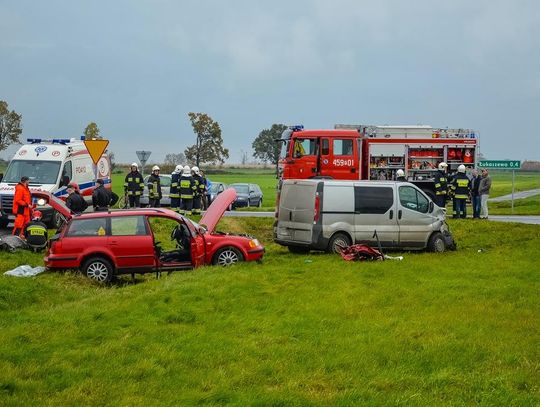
147;165;162;207
124;162;144;208
450;164;471;218
24;210;48;252
179;165;196;215
191;166;205;215
170;164;182;212
433;162;449;207
396;169;406;182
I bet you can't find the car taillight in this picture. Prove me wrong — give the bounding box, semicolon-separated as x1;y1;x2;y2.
314;193;320;223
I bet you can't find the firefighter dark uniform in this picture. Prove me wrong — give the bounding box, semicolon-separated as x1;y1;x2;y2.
434;169;448;208
179;170;196;215
147;166;162;208
170;165;182;212
450;169;471;218
124;164;144;208
192;173;205;215
24;217;48;251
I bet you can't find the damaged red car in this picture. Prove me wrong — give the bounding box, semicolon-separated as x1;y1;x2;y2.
32;188;264;282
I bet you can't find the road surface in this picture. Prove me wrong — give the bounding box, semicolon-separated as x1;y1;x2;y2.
489;188;540;202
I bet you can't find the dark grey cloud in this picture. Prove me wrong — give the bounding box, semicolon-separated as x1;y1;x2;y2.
1;0;539;162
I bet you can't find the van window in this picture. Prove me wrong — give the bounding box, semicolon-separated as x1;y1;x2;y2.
333;139;354;156
292;138;317;157
111;216;148;236
399;186;429;213
354;186;393;214
66;218;108;237
61;161;72;186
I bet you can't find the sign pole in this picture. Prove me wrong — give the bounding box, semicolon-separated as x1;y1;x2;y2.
512;170;515;214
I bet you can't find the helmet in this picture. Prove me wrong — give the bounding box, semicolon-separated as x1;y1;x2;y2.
438;162;448;170
182;165;191;175
152;165;160;172
174;165;183;173
458;164;466;173
192;166;200;175
32;210;42;221
396;169;405;177
131;162;138;168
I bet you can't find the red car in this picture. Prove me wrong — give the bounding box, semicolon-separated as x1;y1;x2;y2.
32;189;264;282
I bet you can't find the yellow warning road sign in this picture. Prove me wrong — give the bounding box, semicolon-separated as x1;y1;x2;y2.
84;139;109;165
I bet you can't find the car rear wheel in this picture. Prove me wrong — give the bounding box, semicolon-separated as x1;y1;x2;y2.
428;232;446;253
327;233;352;254
213;247;243;266
83;257;114;282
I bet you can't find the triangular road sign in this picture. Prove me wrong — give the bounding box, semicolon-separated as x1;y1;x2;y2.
84;139;110;165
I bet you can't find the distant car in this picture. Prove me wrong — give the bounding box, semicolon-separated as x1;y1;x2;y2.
207;182;227;205
229;183;263;208
32;189;264;282
140;174;171;207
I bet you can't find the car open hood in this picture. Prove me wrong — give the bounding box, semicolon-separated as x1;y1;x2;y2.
30;190;72;220
199;188;236;233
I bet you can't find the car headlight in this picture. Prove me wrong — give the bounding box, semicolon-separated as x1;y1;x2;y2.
248;239;260;248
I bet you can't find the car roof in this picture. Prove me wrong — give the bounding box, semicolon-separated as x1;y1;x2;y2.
70;208;182;220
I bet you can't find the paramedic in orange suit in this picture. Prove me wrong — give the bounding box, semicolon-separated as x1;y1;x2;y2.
12;176;32;237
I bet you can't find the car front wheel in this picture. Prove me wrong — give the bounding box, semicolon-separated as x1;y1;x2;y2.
428;232;446;253
83;257;114;282
213;247;244;266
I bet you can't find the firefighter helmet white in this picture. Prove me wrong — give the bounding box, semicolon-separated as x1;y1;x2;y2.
174;165;183;173
152;165;160;172
396;169;405;177
438;162;448;170
182;165;191;175
192;166;200;175
457;164;466;173
131;162;138;168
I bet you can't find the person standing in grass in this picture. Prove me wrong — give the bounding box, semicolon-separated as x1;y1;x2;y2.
470;169;482;218
450;165;471;219
12;176;32;237
479;169;492;219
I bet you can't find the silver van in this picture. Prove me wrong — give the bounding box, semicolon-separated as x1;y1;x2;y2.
274;179;455;253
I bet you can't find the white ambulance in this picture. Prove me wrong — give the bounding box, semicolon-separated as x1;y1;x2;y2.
0;138;111;228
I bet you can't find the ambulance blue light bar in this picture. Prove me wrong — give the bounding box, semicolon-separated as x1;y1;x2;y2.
289;125;304;132
27;138;72;145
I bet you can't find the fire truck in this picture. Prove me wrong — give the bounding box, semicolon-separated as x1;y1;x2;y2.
277;124;479;198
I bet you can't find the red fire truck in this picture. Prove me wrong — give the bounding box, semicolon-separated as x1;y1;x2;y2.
277;124;479;198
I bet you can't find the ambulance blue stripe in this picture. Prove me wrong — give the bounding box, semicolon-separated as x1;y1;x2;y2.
53;178;111;197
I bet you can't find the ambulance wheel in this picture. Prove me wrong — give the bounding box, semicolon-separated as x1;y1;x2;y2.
83;257;114;283
327;233;351;254
428;232;446;253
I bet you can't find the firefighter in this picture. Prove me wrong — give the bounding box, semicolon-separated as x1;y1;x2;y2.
450;164;471;219
12;176;32;237
65;183;88;214
24;210;48;252
124;163;144;208
170;165;182;212
396;169;406;182
191;166;205;215
433;162;449;208
147;165;162;207
179;165;195;215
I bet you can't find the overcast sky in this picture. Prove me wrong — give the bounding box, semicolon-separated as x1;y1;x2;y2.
1;0;539;164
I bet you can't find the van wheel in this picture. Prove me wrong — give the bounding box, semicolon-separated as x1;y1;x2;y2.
82;257;114;283
288;246;310;254
327;233;352;254
428;232;446;253
213;247;243;266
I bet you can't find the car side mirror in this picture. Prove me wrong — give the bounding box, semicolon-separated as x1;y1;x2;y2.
429;201;434;213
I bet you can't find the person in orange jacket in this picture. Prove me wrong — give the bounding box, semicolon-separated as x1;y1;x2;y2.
12;176;32;237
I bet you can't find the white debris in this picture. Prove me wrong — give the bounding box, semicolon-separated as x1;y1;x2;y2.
4;265;46;277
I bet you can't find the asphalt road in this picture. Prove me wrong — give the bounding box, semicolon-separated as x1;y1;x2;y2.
489;188;540;202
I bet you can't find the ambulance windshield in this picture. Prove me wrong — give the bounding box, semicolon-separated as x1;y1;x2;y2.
3;160;62;185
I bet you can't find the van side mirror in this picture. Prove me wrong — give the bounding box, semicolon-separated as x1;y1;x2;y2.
429;201;434;213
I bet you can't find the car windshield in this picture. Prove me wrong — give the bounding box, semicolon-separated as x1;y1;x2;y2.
209;183;223;193
231;184;249;194
3;160;61;185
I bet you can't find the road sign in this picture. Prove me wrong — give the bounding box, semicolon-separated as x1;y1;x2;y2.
136;150;151;167
84;139;110;165
478;160;521;169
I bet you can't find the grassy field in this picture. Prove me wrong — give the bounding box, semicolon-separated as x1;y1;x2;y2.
0;217;539;405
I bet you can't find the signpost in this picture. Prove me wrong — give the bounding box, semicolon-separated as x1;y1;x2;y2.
478;160;521;214
84;139;110;183
136;150;152;175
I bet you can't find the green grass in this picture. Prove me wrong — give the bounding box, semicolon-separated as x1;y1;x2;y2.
0;218;539;405
488;171;540;198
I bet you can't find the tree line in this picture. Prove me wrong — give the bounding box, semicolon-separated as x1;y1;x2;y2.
0;99;289;167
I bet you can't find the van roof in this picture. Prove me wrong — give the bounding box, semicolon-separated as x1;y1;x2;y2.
14;140;91;161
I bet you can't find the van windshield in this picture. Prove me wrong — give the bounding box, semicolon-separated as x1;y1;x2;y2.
3;160;61;185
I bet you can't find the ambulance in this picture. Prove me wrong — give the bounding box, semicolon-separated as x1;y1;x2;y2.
0;138;111;228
